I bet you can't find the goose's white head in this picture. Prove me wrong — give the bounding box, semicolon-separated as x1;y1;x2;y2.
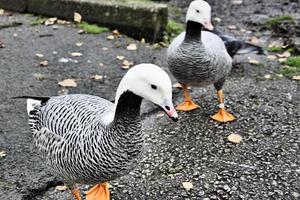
186;0;214;30
115;63;178;122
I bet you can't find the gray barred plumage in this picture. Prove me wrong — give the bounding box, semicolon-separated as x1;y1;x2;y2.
167;22;232;88
28;94;143;184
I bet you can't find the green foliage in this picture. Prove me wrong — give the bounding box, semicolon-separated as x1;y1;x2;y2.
281;56;300;77
30;16;46;26
267;46;284;53
78;22;110;34
265;15;294;28
163;19;184;44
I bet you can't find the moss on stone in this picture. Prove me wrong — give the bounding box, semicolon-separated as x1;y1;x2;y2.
281;56;300;77
78;22;110;34
265;15;294;28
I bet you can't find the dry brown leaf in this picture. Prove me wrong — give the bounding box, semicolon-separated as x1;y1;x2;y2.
213;17;221;23
106;35;114;40
91;74;103;80
0;150;7;158
278;58;287;63
277;51;291;58
172;83;183;88
112;29;120;36
267;55;277;60
126;43;137;51
57;19;69;25
0;41;5;48
40;60;48;67
264;74;272;79
74;12;82;23
55;185;67;191
292;75;300;81
116;55;125;60
231;0;243;5
227;133;242;144
0;9;4;16
99;63;104;67
35;53;44;58
228;25;237;30
71;52;82;57
44;17;57;26
122;59;134;68
248;58;260;65
250;36;259;44
102;47;108;51
182;182;193;190
58;79;77;87
141;38;146;44
76;42;83;47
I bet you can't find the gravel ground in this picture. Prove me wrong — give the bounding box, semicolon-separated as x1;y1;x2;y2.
0;1;300;200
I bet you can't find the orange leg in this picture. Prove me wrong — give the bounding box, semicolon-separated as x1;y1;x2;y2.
86;182;110;200
211;90;235;122
176;84;199;111
71;185;82;200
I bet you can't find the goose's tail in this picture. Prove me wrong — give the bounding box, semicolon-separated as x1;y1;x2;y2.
12;96;50;115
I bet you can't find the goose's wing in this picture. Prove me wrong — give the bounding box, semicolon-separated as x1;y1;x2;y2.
27;94;113;137
211;29;264;57
167;31;229;56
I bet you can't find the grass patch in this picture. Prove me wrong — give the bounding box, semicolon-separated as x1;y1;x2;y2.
163;19;184;44
30;16;47;26
78;22;110;34
267;46;284;53
265;15;294;28
281;56;300;77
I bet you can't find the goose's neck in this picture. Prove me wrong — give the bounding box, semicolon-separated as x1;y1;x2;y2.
184;20;203;42
112;91;143;126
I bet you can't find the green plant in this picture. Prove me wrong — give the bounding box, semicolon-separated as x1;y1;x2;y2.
78;22;110;34
281;56;300;77
265;15;294;28
267;46;284;53
30;16;47;26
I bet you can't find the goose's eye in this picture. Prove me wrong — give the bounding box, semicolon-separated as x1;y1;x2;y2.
196;10;200;13
151;84;157;90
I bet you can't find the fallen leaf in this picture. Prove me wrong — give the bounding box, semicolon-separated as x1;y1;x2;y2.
250;36;259;44
57;19;69;25
116;55;125;60
58;79;77;87
228;25;237;30
231;0;243;5
0;41;5;48
213;17;221;23
33;73;46;81
58;58;70;63
141;38;145;44
71;52;82;57
0;9;4;16
0;150;7;158
227;133;242;144
102;47;108;51
91;74;103;81
99;63;104;67
126;43;137;51
112;29;120;36
292;75;300;81
106;35;114;40
182;182;193;190
76;42;83;47
278;58;287;63
267;55;277;60
55;185;67;191
44;17;57;26
276;51;291;58
248;58;260;65
40;60;48;67
78;29;85;34
122;59;134;69
13;33;18;37
264;74;272;79
172;83;183;88
35;53;44;58
74;12;82;23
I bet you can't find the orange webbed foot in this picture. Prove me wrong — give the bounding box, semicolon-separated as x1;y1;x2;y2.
176;100;199;111
211;108;235;122
86;183;110;200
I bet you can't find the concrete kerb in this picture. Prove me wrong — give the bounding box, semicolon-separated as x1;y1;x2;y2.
0;0;168;42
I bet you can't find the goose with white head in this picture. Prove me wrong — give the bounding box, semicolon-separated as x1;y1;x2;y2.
167;0;236;122
17;63;178;200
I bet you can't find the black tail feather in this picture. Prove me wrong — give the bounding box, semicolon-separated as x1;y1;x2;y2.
12;96;50;104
